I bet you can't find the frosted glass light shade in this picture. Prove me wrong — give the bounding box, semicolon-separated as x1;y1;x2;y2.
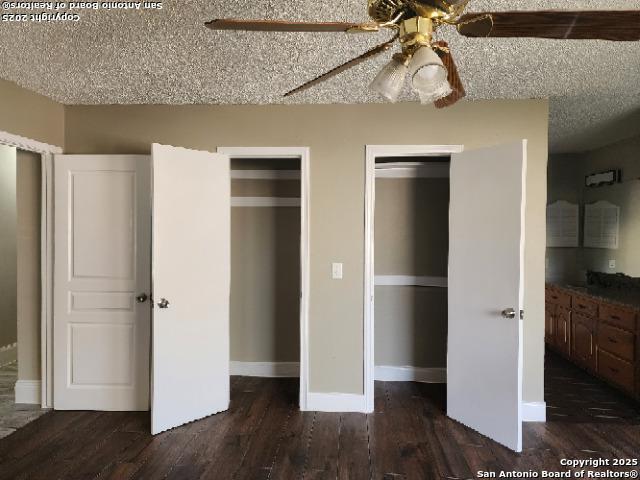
369;57;408;102
408;46;452;104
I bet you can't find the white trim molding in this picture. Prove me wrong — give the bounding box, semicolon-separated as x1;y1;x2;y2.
364;144;464;414
218;146;311;412
375;366;446;383
0;129;60;409
15;380;42;404
0;343;17;367
231;169;300;180
230;361;299;378
306;392;367;413
374;275;447;288
522;402;547;422
375;163;450;178
0;130;62;155
231;197;300;207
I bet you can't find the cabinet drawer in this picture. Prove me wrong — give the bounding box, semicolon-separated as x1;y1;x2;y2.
598;323;635;362
599;304;636;332
547;289;571;308
572;295;598;317
597;349;635;393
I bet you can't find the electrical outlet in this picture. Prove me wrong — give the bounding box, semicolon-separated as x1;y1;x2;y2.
332;263;343;280
609;259;616;270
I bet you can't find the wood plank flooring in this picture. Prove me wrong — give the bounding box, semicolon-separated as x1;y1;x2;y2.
0;352;638;479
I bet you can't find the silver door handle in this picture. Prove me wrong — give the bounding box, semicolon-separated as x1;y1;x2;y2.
501;308;516;319
157;298;170;309
136;293;148;303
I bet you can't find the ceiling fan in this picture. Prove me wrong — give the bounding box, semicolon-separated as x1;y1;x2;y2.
206;1;640;108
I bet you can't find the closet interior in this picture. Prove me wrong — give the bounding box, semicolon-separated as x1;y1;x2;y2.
229;157;302;396
374;156;450;391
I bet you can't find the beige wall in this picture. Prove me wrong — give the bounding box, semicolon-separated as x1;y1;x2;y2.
63;100;549;402
375;287;447;368
374;177;449;368
546;153;583;283
0;78;64;148
0;145;17;350
582;136;640;277
16;150;41;381
547;135;640;282
230;178;300;363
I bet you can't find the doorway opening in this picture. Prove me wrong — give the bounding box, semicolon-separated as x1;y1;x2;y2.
220;147;310;410
0;144;47;437
364;145;462;413
369;154;451;414
365;142;528;453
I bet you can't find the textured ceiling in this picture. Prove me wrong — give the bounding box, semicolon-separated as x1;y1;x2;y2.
1;0;640;152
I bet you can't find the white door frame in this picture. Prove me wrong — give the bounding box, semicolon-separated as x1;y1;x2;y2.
217;146;311;411
363;144;464;413
0;129;62;408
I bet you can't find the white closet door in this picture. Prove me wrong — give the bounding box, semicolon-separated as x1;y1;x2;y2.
53;155;151;411
448;141;527;452
151;144;230;434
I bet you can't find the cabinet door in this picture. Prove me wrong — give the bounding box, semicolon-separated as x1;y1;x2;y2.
571;313;596;371
545;304;555;344
554;306;571;357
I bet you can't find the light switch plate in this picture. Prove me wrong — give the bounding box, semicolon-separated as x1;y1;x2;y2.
332;263;343;280
609;259;616;269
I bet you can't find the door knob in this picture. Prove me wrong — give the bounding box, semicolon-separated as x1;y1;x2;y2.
136;293;148;303
501;308;516;319
157;298;170;309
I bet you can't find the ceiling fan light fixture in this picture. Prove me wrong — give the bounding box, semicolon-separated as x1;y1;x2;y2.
369;54;408;103
408;46;452;103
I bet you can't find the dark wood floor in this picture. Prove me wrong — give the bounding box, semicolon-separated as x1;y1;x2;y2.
1;352;639;480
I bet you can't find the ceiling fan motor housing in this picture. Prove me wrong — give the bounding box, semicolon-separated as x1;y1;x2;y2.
368;0;462;23
400;16;434;49
368;0;409;23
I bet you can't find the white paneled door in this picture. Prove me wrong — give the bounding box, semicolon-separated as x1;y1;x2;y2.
447;141;527;452
150;144;231;434
53;155;151;410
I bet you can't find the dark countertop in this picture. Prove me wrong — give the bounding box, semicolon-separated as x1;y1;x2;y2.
547;283;640;311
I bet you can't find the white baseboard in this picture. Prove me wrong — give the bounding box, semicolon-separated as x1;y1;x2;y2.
522;401;547;422
15;380;41;405
305;392;366;413
375;365;446;383
230;361;299;378
0;342;17;367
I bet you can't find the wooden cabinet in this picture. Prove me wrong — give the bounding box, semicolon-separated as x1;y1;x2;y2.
545;284;639;401
545;305;555;343
572;313;596;371
546;286;572;359
600;304;636;332
598;349;635;393
554;306;572;357
599;322;635;363
572;295;598;317
547;288;571;309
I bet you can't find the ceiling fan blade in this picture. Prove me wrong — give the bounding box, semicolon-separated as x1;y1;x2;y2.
205;18;368;33
433;42;466;109
284;36;398;97
457;11;640;41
